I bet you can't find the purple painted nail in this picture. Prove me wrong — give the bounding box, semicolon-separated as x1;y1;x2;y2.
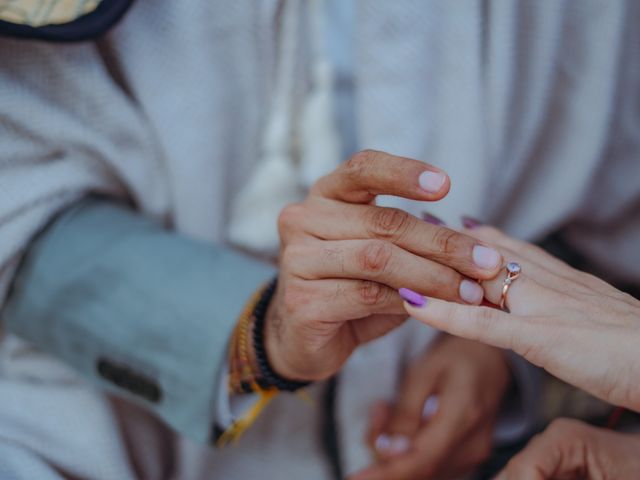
462;216;483;229
421;212;446;226
399;288;427;307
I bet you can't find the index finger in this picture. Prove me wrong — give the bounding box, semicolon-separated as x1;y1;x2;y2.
311;150;450;204
401;293;538;356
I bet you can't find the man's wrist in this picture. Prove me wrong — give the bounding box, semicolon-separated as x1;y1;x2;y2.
252;279;311;391
262;308;308;383
228;277;310;393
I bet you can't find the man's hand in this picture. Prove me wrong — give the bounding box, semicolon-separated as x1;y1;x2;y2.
263;150;503;381
497;418;640;479
351;335;511;480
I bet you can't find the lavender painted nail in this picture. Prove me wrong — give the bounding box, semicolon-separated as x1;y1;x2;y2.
399;288;427;307
421;212;446;226
418;171;446;193
461;215;483;229
472;245;502;270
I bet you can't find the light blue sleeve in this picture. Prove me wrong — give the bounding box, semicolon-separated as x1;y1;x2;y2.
1;198;276;444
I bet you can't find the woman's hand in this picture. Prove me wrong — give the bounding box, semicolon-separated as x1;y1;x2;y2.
263;151;503;382
497;418;640;479
351;335;511;480
401;224;640;412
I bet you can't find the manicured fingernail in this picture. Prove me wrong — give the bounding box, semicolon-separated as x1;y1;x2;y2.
418;171;446;193
462;215;483;229
472;245;501;270
388;435;410;455
459;279;483;304
375;434;410;455
421;212;446;225
374;434;391;452
399;288;427;307
422;395;439;419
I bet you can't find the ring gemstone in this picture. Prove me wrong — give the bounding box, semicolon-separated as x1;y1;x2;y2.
507;262;521;274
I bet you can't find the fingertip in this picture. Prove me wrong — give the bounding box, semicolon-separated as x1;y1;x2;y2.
402;299;431;323
422;395;439;419
368;401;392;440
459;279;484;304
403;296;454;333
376;434;411;457
472;244;503;276
417;169;450;199
398;288;428;308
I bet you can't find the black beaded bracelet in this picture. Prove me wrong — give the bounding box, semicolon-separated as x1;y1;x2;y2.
252;277;311;392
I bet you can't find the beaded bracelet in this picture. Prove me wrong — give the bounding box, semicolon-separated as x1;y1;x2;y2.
251;278;310;392
228;277;310;395
221;278;309;446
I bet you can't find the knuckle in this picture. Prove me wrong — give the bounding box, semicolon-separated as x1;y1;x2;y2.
357;240;393;277
356;281;389;306
344;149;379;178
464;404;484;426
475;306;499;332
504;457;526;476
431;227;463;256
548;417;582;437
280;244;302;269
389;415;419;437
277;203;305;234
281;282;307;317
368;207;413;240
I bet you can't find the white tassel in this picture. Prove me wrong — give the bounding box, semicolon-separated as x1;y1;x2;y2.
226;153;301;254
300;57;342;188
227;1;302;256
227;0;340;255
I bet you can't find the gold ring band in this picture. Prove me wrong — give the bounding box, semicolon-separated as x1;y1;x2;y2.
500;262;521;311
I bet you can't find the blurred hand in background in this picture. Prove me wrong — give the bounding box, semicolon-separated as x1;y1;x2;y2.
352;335;511;480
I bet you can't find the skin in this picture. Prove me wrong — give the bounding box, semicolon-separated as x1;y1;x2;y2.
351;335;511;480
403;224;640;413
496;418;640;479
260;150;503;382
